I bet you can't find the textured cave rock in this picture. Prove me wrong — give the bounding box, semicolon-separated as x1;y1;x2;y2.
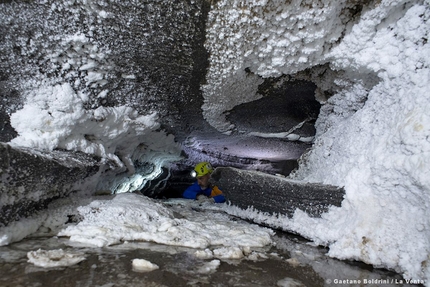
1;0;339;225
227;78;319;136
0;143;102;227
0;0;211;142
0;0;323;151
0;0;213;210
211;167;345;218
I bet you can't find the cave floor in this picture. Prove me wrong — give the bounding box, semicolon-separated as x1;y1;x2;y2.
0;201;414;287
0;235;411;287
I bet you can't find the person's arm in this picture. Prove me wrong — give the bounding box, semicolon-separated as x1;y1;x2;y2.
182;182;201;200
212;194;226;203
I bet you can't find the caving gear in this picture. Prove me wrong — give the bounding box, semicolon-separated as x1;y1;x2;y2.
182;182;226;203
191;162;213;178
211;186;223;197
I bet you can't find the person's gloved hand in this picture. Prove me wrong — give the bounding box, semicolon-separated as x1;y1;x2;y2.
197;195;215;203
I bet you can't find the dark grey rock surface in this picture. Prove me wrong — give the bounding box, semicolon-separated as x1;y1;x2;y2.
211;167;345;218
0;0;211;142
0;143;100;227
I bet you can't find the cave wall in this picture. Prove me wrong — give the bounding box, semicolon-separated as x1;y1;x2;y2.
0;0;206;227
198;0;430;281
201;0;370;133
1;0;429;282
0;0;210;143
0;143;101;228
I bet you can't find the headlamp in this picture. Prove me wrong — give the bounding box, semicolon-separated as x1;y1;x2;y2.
190;170;197;177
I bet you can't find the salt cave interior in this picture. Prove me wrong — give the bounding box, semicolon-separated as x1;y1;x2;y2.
0;0;429;284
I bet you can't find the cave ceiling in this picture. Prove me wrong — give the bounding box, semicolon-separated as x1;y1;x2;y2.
0;0;356;177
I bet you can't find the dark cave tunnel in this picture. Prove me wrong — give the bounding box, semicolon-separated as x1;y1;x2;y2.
149;78;321;199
